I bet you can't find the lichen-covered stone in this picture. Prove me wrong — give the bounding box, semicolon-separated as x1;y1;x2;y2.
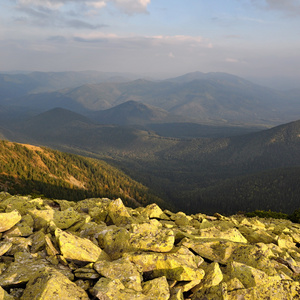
229;243;277;276
107;198;131;226
98;225;131;259
228;261;270;288
4;236;32;255
238;225;275;244
125;249;205;281
226;277;245;291
0;286;14;299
181;238;238;264
169;287;184;300
0;255;50;287
74;266;100;280
29;207;83;231
20;267;89;300
227;277;300;300
170;212;192;227
30;230;46;253
0;210;22;233
129;220;175;252
0;192;300;299
182;238;277;276
90;278;147;300
94;257;142;291
0;196;42;215
0;242;12;256
3;222;33;238
277;233;296;249
196;262;223;291
197;227;248;243
44;234;59;256
142;276;170;300
140;203;169;220
55;228;107;262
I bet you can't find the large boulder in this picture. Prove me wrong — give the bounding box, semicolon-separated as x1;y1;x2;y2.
94;257;143;291
55;228;108;262
0;210;22;232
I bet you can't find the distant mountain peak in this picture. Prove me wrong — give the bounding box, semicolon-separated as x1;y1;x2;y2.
89;100;184;126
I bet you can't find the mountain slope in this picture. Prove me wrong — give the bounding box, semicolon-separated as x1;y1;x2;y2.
89;100;185;125
0;140;167;208
9;105;300;214
191;166;300;215
22;107;94;132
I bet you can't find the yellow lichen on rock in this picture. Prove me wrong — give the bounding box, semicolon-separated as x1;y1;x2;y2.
142;276;170;300
0;286;14;299
55;228;107;262
125;250;205;282
94;257;143;291
0;210;22;233
90;278;147;300
228;261;270;288
0;193;300;299
20;267;89;300
129;219;175;252
197;227;248;243
107;198;131;226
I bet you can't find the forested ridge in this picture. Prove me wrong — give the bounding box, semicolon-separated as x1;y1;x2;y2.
0;140;167;208
3;117;300;215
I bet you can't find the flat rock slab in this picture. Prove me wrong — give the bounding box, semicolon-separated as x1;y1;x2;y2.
0;210;21;233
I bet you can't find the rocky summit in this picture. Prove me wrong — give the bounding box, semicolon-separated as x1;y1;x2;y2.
0;192;299;299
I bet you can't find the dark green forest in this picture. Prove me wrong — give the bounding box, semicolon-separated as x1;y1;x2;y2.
0;140;167;209
1;117;300;216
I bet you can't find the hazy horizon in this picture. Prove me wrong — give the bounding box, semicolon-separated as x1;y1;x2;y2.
1;0;300;89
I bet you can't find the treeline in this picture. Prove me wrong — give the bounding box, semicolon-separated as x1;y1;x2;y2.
0;140;167;208
179;167;300;215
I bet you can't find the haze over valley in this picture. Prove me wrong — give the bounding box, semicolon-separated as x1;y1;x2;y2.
0;70;299;215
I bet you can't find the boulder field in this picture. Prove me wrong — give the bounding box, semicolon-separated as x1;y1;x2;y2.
0;192;299;299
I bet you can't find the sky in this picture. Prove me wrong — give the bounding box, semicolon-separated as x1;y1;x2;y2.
1;0;300;82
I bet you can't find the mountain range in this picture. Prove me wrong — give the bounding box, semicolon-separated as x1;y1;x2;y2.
1;71;300;128
2;105;300;215
1;70;300;215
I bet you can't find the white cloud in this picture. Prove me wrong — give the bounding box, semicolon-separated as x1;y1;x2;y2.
14;0;151;14
87;1;107;9
17;0;64;9
112;0;150;14
73;33;210;49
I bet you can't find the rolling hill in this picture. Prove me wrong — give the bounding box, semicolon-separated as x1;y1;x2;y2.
6;105;300;215
0;140;167;209
88;100;186;125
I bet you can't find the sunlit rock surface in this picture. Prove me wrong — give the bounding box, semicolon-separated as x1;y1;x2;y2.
0;192;299;299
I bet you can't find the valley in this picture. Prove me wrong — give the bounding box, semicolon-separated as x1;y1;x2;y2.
1;71;300;215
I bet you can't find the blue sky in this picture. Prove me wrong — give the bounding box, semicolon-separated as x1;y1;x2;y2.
1;0;300;81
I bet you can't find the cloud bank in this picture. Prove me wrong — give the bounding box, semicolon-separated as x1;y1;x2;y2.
251;0;300;15
14;0;150;15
